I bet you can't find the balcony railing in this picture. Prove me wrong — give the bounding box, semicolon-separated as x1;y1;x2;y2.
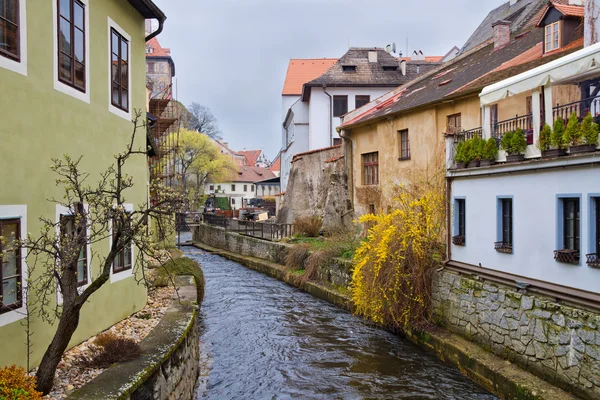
452;235;465;246
554;249;579;264
493;114;534;145
494;241;513;254
453;127;482;143
586;253;600;268
553;96;600;123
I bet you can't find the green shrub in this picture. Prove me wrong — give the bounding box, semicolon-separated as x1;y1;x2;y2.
537;123;552;151
563;112;581;146
500;130;514;153
294;216;322;237
468;137;484;161
462;139;473;163
454;141;466;164
510;128;527;154
214;196;231;210
0;365;42;400
580;113;599;146
552;118;566;149
483;137;498;161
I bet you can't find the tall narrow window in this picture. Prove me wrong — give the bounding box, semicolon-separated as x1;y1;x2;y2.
447;113;461;134
0;0;19;61
399;130;410;160
244;185;248;192
596;198;600;256
546;22;561;52
362;152;379;185
491;104;499;137
113;213;132;273
0;219;22;313
496;198;513;253
563;198;580;252
453;199;466;246
355;95;370;109
333;96;348;117
111;28;129;112
231;184;236;191
60;210;88;286
147;62;155;74
58;0;86;91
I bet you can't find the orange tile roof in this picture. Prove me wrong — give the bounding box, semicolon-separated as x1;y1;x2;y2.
234;166;276;183
282;58;337;95
147;38;171;58
269;153;281;172
553;3;585;18
400;56;443;63
238;150;262;166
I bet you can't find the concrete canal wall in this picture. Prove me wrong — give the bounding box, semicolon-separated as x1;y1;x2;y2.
193;223;579;400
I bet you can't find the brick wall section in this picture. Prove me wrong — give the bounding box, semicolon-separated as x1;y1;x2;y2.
432;270;600;399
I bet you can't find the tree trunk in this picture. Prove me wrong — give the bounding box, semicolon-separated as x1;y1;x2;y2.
35;303;82;394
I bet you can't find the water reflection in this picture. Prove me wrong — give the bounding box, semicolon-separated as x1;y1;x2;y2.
187;248;496;400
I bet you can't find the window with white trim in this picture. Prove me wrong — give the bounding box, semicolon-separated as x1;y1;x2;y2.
1;219;22;314
113;212;132;273
0;0;20;61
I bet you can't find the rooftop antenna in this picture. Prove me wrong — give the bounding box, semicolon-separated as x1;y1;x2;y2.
392;42;397;54
406;37;408;59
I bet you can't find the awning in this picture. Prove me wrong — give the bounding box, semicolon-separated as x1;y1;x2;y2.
480;42;600;106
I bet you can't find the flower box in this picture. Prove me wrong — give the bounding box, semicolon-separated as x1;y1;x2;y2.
553;249;579;264
542;149;567;159
479;159;495;167
494;241;512;254
569;144;597;155
505;154;525;163
452;235;465;246
586;253;600;268
467;160;480;168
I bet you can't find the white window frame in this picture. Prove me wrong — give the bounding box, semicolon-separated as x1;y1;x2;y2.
109;203;135;283
0;205;27;327
52;0;90;103
107;17;132;121
54;204;92;304
546;21;561;52
0;0;27;76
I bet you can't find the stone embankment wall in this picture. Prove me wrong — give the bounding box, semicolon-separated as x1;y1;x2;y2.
432;270;600;400
69;279;199;400
277;146;353;232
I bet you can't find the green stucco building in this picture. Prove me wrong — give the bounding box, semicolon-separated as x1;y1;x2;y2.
0;0;165;369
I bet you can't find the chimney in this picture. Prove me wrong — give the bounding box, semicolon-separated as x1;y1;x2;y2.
399;60;407;76
412;50;425;61
368;50;378;63
492;20;511;49
585;0;600;46
145;20;153;36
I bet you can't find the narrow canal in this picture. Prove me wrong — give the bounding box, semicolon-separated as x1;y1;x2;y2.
186;248;497;400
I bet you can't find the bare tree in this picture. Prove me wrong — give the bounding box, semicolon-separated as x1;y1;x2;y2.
188;102;222;139
13;112;183;394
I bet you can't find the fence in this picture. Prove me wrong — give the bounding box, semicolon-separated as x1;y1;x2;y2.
203;214;294;241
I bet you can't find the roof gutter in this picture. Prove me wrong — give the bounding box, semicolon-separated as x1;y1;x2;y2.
128;0;167;42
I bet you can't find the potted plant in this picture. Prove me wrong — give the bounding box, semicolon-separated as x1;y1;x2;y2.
462;139;474;168
537;123;552;158
546;118;567;157
501;129;527;162
570;113;599;154
467;136;484;167
480;137;498;167
454;140;466;169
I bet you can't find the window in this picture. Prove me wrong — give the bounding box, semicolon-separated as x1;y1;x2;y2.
595;198;600;256
399;130;410;160
453;199;466;246
231;184;236;191
111;28;129;112
113;213;132;273
490;104;499;137
251;185;254;192
369;204;375;214
362;152;379;185
333;95;348;117
355;95;370;109
447;113;461;134
0;0;19;61
58;0;86;91
545;21;561;52
148;62;155;73
209;185;214;191
60;210;88;286
244;185;247;192
563;198;580;251
496;198;513;253
382;66;398;71
342;65;356;72
333;137;342;146
0;219;22;313
217;185;221;190
231;198;235;205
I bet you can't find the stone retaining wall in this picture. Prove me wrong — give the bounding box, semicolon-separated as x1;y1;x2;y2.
432;269;600;400
69;278;199;400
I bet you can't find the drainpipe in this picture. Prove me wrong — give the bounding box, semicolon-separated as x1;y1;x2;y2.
338;127;354;217
323;85;333;147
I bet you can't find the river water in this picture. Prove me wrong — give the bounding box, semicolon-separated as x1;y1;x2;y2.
186;247;497;400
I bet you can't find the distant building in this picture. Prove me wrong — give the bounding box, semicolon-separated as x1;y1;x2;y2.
280;48;441;190
238;150;269;167
269;151;281;177
205;166;276;209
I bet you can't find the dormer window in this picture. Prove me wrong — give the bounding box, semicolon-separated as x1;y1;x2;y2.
545;21;560;52
146;47;153;54
342;65;356;72
382;66;398;71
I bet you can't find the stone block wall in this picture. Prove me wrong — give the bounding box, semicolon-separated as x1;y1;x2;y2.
432;270;600;399
316;258;353;287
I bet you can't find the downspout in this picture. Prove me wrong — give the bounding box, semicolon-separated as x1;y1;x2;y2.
323;85;333;147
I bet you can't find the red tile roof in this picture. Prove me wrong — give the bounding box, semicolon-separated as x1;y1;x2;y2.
238;150;262;166
400;56;444;63
282;58;337;95
269;152;281;172
233;166;276;183
146;38;171;58
291;145;341;162
535;2;584;27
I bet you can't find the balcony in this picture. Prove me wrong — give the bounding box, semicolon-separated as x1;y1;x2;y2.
553;96;600;124
493;114;534;145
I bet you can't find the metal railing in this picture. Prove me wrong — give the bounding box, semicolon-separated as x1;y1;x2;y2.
203;214;294;241
553;96;600;123
453;127;482;143
493;114;534;145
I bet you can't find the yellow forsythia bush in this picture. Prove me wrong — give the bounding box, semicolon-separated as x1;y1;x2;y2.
0;365;42;400
351;168;446;330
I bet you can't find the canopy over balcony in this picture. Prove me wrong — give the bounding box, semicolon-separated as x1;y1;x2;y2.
480;42;600;106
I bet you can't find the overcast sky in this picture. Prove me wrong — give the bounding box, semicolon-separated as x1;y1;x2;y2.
152;0;506;160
